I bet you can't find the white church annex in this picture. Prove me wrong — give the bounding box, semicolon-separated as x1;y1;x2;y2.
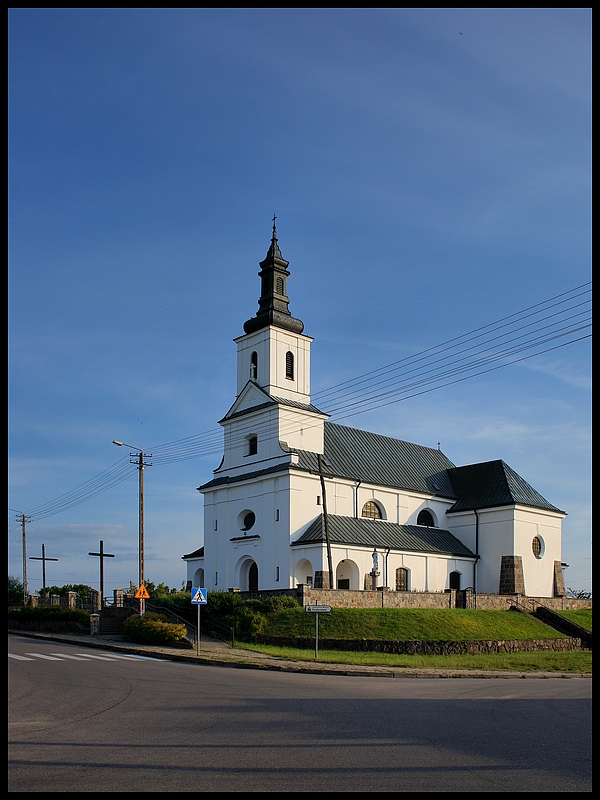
183;224;567;600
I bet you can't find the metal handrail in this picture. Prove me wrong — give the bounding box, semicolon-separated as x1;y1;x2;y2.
144;601;198;642
206;618;236;648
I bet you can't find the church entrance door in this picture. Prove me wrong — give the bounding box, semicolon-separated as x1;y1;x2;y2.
248;562;258;592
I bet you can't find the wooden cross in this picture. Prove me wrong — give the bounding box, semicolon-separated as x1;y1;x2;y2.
88;540;115;605
29;543;58;591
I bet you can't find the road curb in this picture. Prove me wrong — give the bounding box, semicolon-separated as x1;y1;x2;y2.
8;629;591;679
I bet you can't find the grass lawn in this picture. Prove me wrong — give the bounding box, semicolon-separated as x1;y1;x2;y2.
264;607;572;640
232;607;591;673
556;608;592;631
236;642;592;673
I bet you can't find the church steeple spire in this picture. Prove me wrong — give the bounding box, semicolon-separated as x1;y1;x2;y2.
243;218;304;335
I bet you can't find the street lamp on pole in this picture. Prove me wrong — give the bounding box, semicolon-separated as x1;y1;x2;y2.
113;440;152;615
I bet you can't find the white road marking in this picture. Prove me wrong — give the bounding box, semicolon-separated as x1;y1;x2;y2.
23;652;63;660
49;653;88;661
9;650;167;662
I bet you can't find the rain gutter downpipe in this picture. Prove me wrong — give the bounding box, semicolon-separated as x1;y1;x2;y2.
473;508;480;593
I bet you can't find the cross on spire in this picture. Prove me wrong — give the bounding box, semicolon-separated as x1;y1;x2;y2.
243;218;304;335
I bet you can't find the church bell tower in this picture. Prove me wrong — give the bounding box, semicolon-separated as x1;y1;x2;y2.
234;219;314;405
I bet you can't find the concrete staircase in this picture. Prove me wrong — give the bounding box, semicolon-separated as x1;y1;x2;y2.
98;608;130;636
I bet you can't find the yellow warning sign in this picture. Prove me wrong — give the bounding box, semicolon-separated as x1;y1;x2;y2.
134;584;150;599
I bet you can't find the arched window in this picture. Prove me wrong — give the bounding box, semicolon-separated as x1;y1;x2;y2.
276;276;284;295
361;500;383;520
417;509;435;527
285;350;294;380
250;351;258;380
396;567;409;591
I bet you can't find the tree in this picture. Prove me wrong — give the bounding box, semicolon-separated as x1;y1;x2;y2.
37;584;94;600
567;588;592;599
8;576;24;606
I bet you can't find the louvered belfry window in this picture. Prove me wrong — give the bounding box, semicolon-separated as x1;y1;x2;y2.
285;350;294;380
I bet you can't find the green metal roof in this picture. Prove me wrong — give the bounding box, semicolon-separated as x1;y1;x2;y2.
295;422;457;497
445;460;564;514
293;514;475;558
198;422;564;515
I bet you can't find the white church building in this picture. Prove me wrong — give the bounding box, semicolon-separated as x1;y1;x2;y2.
183;225;567;600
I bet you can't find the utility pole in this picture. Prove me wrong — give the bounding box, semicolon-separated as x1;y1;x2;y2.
113;441;152;615
317;454;333;591
29;544;59;592
10;509;31;605
88;540;115;607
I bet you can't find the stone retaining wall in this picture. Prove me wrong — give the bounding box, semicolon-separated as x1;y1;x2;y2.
255;635;583;655
291;587;592;611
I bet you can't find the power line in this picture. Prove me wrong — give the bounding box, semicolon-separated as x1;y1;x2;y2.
10;283;590;523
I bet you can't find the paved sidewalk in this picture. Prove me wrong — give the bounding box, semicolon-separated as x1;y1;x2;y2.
8;628;590;679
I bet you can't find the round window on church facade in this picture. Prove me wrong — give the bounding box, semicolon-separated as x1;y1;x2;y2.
238;510;256;532
532;536;544;559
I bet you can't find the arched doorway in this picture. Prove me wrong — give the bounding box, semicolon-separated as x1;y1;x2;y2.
396;567;409;591
295;558;314;587
449;571;461;591
237;557;259;592
248;562;258;592
193;568;204;588
335;559;359;590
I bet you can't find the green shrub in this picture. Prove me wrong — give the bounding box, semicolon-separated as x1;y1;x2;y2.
149;591;193;621
233;606;268;640
123;612;189;646
8;606;90;625
260;595;299;612
202;592;299;641
205;590;245;619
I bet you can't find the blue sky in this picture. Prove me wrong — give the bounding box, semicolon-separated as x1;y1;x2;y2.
8;8;591;596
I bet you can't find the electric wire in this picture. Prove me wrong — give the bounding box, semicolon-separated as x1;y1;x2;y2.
9;283;591;525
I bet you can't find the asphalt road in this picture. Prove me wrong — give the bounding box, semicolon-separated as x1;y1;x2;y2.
8;633;592;792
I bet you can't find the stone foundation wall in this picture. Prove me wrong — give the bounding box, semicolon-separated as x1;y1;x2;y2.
297;587;454;608
231;586;592;611
255;635;582;655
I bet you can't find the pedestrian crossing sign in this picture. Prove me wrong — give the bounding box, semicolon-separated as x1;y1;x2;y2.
191;587;207;604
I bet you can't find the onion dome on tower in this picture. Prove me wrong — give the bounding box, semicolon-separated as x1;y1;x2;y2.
243;218;305;335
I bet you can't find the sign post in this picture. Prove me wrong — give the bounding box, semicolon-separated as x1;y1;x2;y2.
304;604;332;658
134;583;150;617
191;587;208;654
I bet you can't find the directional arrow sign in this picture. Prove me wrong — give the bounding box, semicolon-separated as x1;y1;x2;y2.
305;605;332;613
191;587;207;605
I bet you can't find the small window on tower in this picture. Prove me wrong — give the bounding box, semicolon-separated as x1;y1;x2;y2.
250;351;258;380
247;435;258;456
285;350;294;380
276;276;284;295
